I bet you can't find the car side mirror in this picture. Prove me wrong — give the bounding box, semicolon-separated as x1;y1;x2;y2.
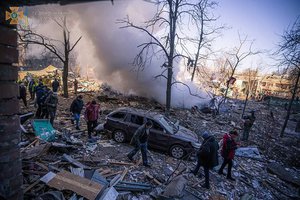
163;129;167;134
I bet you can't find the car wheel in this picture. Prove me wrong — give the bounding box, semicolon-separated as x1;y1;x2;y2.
170;145;185;159
113;130;126;143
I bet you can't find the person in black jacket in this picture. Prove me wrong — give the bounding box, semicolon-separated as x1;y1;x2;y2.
19;82;27;107
191;131;219;189
52;78;60;93
70;95;84;130
127;120;153;167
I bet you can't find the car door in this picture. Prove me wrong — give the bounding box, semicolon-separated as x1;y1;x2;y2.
147;118;170;152
124;113;145;141
106;111;128;131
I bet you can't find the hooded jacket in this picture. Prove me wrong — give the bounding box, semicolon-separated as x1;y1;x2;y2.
70;98;84;114
85;102;100;121
198;136;219;168
221;133;237;160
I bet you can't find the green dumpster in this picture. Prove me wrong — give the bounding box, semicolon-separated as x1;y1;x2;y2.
32;119;56;142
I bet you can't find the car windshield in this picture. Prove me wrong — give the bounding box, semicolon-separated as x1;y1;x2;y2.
158;116;178;134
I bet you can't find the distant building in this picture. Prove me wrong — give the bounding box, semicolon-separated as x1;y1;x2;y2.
233;74;295;99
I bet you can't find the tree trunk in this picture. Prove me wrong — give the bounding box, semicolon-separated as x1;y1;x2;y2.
63;61;69;98
242;91;249;118
191;8;204;82
280;70;300;137
165;0;178;115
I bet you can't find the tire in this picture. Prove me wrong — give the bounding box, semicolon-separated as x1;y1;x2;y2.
113;130;126;143
170;145;185;159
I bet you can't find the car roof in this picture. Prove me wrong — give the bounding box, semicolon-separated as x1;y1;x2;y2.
111;107;163;119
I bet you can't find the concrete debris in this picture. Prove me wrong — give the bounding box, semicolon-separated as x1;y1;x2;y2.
235;147;262;160
19;87;300;200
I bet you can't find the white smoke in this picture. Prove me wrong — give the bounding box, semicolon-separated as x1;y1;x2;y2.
26;0;209;108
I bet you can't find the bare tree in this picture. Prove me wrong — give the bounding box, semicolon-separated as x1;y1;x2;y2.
216;34;259;114
189;0;224;82
241;67;259;117
276;17;300;137
119;0;206;115
18;17;82;98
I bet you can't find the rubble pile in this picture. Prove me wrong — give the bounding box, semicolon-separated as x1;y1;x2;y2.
19;87;300;200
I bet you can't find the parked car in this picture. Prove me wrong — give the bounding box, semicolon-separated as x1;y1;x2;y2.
103;107;201;159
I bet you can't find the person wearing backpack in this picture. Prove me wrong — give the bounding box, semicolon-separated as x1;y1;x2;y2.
191;131;219;189
84;100;100;142
242;110;256;141
218;130;239;181
70;95;84;130
127;120;153;168
45;91;58;126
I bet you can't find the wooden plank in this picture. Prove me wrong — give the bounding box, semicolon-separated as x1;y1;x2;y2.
0;26;17;46
119;168;128;181
103;171;122;178
99;169;111;175
143;171;162;185
109;161;133;166
0;45;18;64
24;179;40;193
41;171;104;200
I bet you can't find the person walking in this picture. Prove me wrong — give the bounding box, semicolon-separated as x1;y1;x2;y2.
70;95;84;130
40;87;51;119
74;79;78;95
242;111;256;141
34;82;45;118
19;82;27;107
28;79;36;100
191;131;219;189
127;121;153;168
52;78;60;93
84;100;100;142
45;91;58;126
218;130;239;181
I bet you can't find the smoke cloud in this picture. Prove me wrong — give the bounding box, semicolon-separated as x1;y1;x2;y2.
26;0;208;108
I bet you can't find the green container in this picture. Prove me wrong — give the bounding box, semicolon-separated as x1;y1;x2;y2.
32;119;56;142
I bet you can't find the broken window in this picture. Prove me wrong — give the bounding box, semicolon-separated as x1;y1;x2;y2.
148;119;164;131
130;114;144;125
110;112;126;120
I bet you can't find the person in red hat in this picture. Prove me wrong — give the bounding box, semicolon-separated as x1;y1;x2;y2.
218;130;239;181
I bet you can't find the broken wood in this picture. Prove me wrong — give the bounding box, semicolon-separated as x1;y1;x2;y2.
119;168;128;181
109;161;133;166
99;169;111;176
22;143;51;160
21;138;38;152
63;154;91;169
24;179;40;193
103;171;122;178
41;171;104;200
143;171;162;185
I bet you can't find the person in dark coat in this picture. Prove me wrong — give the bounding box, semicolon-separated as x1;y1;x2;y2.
40;87;51;119
52;78;60;93
28;79;36;100
19;82;27;107
127;121;153;168
74;79;78;94
70;95;84;130
45;92;58;126
242;111;255;141
191;131;219;189
218;130;239;181
34;83;45;118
